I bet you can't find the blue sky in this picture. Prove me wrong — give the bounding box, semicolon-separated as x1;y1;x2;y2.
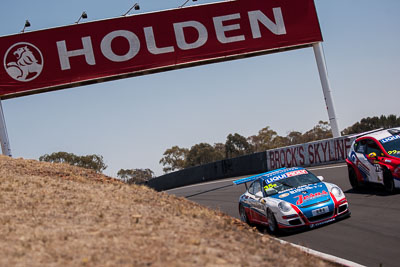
1;0;399;177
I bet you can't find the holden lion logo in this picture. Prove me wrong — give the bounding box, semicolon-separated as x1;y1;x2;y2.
4;42;43;82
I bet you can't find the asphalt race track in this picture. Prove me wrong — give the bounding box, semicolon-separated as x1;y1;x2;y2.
167;163;400;267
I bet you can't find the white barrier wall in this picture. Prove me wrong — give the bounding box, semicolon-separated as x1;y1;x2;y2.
266;136;356;170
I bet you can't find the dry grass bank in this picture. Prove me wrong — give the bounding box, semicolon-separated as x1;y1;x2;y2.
0;156;338;266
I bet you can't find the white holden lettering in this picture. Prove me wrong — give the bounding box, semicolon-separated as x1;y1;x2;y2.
100;30;140;62
57;36;96;70
144;27;175;55
248;8;286;38
213;13;245;44
173;21;208;50
56;9;287;71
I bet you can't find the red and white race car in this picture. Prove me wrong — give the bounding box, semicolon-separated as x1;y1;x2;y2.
346;127;400;193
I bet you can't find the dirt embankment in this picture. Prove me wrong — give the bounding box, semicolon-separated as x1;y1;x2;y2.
0;156;338;266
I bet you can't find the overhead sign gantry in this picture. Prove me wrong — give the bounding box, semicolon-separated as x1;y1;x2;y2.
0;0;340;155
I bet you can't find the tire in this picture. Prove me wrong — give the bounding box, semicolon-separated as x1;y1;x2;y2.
267;209;279;234
348;166;359;190
239;204;249;224
383;169;395;194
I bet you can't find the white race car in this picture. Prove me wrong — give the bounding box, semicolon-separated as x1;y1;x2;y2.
346;127;400;193
234;167;350;233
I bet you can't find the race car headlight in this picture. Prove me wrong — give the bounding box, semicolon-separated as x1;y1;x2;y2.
278;201;292;212
331;186;343;198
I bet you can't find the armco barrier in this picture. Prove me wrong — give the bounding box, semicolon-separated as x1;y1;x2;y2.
147;152;268;191
266;135;356;170
147;135;357;191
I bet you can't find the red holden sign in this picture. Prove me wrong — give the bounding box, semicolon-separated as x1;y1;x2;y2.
0;0;322;98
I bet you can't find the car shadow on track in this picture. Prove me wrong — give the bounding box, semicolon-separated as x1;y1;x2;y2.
254;214;352;237
344;185;398;196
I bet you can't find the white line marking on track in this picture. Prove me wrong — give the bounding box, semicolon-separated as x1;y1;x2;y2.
166;177;238;192
308;164;347;171
166;164;348;192
271;236;366;267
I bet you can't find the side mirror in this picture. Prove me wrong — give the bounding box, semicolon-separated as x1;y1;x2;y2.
317;176;324;181
255;191;263;198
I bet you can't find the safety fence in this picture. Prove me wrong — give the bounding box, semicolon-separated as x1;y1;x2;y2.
147;135;356;191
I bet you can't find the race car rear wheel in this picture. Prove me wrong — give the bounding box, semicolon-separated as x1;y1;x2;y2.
348;166;359;190
267;210;279;234
239;204;249;224
383;169;395;194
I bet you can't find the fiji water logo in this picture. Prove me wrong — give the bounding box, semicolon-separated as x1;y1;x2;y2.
3;42;43;82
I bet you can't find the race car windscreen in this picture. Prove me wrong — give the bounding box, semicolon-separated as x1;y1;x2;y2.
262;173;321;197
381;138;400;158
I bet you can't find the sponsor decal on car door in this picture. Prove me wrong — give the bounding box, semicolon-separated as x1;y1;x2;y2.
353;139;383;183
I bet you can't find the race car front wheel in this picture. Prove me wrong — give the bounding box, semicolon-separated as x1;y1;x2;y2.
267;210;279;234
239;204;249;224
383;169;395;194
348;166;359;190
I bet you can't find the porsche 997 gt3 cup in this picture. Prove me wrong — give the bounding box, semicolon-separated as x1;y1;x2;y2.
346;127;400;193
234;167;350;233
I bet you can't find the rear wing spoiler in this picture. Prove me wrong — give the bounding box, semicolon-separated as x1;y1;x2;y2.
233;168;286;185
346;128;384;139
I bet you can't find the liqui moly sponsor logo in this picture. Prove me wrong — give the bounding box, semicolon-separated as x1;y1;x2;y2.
286;169;308;177
265;173;288;184
380;135;400;144
265;169;308;183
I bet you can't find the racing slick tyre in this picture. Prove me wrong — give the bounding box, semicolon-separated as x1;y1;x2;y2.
383;169;395;194
267;209;279;234
239;204;249;224
348;166;359;190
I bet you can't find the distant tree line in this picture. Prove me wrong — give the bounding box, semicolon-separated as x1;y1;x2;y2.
39;152;153;185
158;120;333;173
341;114;400;135
39;114;399;181
117;168;154;184
39;152;107;173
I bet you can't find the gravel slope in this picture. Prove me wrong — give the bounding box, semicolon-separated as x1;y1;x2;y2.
0;156;339;266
